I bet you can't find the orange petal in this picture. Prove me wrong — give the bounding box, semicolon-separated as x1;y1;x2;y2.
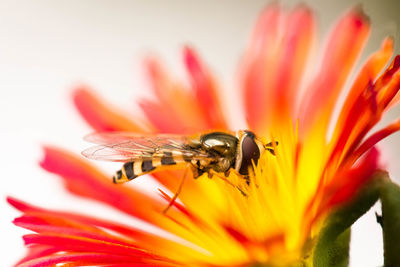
376;56;400;108
330;38;393;152
300;7;370;133
142;59;210;133
38;146;165;223
139;99;188;133
337;37;393;124
269;6;315;132
37;147;217;248
329;55;400;168
73;86;148;132
183;46;227;130
243;5;315;135
242;3;283;131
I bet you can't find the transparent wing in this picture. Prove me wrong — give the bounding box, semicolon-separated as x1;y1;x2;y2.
82;132;214;162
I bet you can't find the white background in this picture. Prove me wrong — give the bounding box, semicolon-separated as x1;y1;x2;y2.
1;1;400;266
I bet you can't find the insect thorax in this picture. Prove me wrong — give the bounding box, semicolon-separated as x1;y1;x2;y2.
188;132;238;175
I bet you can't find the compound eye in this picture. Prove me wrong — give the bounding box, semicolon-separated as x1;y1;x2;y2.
238;135;260;175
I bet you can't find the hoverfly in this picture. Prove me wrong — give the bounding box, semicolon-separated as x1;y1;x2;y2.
82;130;277;184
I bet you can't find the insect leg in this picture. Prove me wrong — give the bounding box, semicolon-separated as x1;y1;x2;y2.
210;170;247;196
162;165;189;214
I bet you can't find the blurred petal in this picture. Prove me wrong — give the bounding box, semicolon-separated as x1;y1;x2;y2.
243;5;315;134
329;56;400;168
38;146;165;223
242;3;283;131
330;38;393;153
8;197;208;264
353;119;400;161
10;4;400;267
73;86;148;132
184;46;227;129
322;148;379;212
300;7;370;133
270;6;314;129
141;59;210;133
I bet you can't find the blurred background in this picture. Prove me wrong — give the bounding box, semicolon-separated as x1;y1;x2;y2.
1;0;399;266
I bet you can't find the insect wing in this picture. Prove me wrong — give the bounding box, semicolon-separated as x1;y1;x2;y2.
82;132;213;162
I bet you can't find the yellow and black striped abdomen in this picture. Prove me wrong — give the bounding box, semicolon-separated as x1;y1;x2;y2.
113;151;190;184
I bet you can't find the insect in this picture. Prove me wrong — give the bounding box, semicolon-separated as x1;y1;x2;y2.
82;130;278;184
83;130;277;212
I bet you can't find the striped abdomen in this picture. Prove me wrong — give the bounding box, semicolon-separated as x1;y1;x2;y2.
113;151;190;183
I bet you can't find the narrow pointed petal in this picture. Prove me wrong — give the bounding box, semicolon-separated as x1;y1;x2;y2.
15;245;59;266
22;234;161;258
269;6;314;129
38;146;165;223
243;5;315;134
37;147;221;253
329;56;400;168
242;4;283;131
184;46;227;129
326;148;379;207
73;87;148;132
141;59;210;133
307;148;379;223
300;7;370;133
330;38;394;153
352;119;400;161
8;197;206;262
16;252;167;267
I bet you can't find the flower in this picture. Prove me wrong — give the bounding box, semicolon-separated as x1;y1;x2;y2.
9;4;400;267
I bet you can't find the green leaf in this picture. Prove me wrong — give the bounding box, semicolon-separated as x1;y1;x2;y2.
313;172;387;267
380;179;400;267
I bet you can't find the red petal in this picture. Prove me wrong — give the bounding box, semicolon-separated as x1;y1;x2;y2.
38;146;166;224
23;234;157;257
9;197;200;261
315;147;379;218
183;46;227;129
352;119;400;161
37;148;206;244
16;252;169;267
15;245;59;266
329;56;400;168
13;215;135;248
73;86;148;132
